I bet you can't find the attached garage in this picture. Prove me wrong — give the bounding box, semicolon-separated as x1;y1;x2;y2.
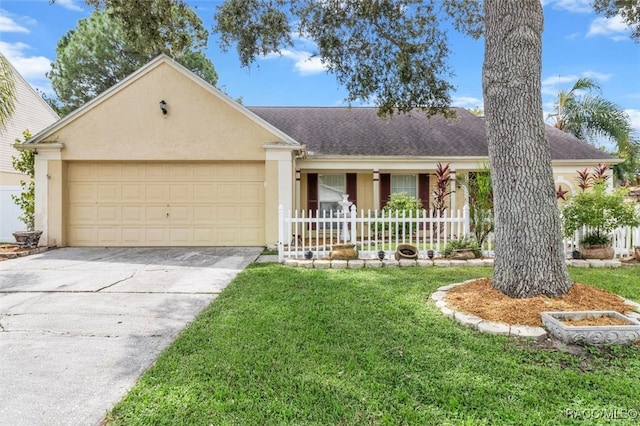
67;162;265;246
22;55;301;248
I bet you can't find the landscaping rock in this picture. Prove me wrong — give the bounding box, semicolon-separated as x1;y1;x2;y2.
510;325;547;340
314;260;331;269
570;260;590;268
477;321;510;335
364;260;382;268
382;259;399;268
398;259;416;267
587;259;605;268
348;260;364;269
603;259;621;268
283;259;298;267
454;312;483;328
430;291;447;301
299;260;314;269
331;260;348;269
433;260;451;267
440;306;455;318
416;259;434;267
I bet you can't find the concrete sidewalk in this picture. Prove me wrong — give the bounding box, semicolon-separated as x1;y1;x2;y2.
0;247;261;426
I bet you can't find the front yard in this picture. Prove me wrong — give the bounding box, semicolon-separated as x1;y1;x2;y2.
106;266;640;425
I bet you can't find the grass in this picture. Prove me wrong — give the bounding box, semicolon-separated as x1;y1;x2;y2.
107;266;640;425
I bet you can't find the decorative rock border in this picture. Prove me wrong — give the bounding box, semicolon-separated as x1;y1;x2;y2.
281;258;625;269
431;280;640;340
430;280;548;339
0;246;48;260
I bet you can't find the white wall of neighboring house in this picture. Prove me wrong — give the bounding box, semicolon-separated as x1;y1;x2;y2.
0;56;59;241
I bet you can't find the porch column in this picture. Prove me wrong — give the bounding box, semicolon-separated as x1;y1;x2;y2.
373;169;380;210
29;144;63;247
264;144;302;247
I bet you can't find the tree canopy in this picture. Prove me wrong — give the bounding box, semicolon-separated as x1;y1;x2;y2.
48;1;217;115
593;0;640;41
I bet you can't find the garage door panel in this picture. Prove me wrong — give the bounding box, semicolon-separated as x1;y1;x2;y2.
122;184;144;201
97;184;120;202
68;162;265;246
69;205;96;224
169;184;191;202
97;227;121;245
69;183;97;203
97;164;120;180
122;206;144;222
97;206;120;223
146;185;166;202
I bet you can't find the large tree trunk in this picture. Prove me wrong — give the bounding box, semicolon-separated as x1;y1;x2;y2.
482;0;573;298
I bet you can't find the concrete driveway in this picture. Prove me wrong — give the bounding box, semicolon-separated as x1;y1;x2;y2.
0;247;262;426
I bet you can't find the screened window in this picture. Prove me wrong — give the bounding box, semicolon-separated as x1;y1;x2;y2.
318;174;346;213
391;174;417;198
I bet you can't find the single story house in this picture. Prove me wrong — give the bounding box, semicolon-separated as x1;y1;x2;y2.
21;55;616;248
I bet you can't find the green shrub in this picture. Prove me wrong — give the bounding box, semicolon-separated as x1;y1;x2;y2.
374;192;424;236
442;237;481;258
11;131;35;231
562;182;640;246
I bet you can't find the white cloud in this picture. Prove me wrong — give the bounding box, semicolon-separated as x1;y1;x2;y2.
263;49;327;75
0;13;29;33
451;96;483;109
587;15;631;40
0;41;52;88
625;109;640;137
542;0;592;14
541;72;612;95
56;0;84;12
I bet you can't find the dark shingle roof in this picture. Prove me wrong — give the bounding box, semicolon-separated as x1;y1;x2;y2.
249;107;614;161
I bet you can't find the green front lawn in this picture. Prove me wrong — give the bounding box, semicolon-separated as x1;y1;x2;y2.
107;266;640;425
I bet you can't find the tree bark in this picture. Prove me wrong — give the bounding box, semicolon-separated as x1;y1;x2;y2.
482;0;573;298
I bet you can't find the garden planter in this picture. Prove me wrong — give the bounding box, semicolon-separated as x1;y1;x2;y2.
395;244;418;260
580;245;614;260
541;311;640;345
329;244;358;260
13;230;43;249
451;248;476;260
635;246;640;260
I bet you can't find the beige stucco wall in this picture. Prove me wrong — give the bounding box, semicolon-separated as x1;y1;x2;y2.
46;62;280;162
0;170;23;186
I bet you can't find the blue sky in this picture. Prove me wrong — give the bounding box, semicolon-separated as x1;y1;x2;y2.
1;0;639;143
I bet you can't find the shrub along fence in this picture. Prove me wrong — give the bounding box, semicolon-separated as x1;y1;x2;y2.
278;204;639;262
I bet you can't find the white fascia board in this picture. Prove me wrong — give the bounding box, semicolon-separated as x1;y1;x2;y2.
298;156;489;171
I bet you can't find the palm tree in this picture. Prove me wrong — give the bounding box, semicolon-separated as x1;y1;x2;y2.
548;77;634;181
0;54;16;129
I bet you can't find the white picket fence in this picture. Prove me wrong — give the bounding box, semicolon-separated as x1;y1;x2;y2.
278;204;640;261
278;204;487;261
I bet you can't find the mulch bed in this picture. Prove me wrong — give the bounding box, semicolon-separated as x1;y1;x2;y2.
445;278;632;327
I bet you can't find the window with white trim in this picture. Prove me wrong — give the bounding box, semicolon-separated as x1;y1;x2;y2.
391;174;417;198
318;174;346;213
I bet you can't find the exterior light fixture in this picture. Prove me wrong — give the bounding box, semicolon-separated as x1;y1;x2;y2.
377;250;385;260
159;100;167;115
427;250;435;259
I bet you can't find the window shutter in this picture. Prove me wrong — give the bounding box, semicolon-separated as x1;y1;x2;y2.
346;173;357;207
307;173;318;215
380;174;391;209
418;173;430;210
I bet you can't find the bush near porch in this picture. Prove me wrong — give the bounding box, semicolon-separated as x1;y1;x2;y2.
107;266;640;425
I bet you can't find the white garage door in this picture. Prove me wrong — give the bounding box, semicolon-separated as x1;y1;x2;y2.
67;162;265;246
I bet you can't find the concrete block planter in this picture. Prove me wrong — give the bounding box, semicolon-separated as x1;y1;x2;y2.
541;311;640;346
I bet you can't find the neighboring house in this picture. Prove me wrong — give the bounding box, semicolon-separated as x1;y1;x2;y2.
0;57;59;241
21;55;616;248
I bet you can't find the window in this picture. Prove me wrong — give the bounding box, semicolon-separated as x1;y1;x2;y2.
391;174;417;198
318;174;346;213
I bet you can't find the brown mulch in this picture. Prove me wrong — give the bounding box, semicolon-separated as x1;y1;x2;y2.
445;278;633;327
563;317;631;327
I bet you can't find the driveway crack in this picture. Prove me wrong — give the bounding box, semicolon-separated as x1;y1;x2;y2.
96;271;136;292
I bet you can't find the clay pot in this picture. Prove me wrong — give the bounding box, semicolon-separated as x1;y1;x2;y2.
580;245;614;260
395;244;418;260
451;248;476;260
329;244;358;260
13;230;43;249
634;246;640;260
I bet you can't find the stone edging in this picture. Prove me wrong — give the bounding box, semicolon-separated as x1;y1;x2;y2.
431;280;640;339
282;258;624;269
0;246;48;260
